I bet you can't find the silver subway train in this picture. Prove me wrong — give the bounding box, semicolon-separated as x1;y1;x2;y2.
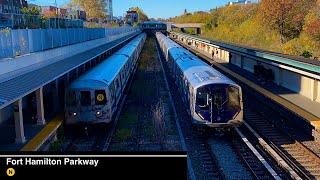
156;32;243;129
65;33;146;124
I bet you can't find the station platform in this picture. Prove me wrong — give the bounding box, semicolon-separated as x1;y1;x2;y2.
0;113;62;151
181;42;320;130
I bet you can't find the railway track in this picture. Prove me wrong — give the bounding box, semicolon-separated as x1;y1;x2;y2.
173;36;320;179
156;35;277;179
231;128;282;180
107;36;182;152
244;100;320;179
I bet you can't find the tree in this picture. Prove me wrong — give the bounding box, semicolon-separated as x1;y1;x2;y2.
304;5;320;40
20;6;43;29
67;0;106;19
21;6;41;15
43;11;57;18
129;7;148;22
258;0;316;43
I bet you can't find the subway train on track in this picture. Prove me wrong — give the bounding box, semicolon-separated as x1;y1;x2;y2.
156;32;243;129
64;33;146;124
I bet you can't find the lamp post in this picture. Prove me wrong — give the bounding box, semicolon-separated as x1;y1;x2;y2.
54;0;58;28
11;0;14;28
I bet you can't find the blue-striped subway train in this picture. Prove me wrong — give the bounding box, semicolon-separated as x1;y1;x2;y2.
64;33;146;124
156;32;243;130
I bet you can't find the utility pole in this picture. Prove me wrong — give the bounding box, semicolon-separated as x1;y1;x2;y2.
54;0;58;28
11;0;14;28
55;0;58;17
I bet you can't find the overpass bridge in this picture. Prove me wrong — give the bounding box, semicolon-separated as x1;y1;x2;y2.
0;26;319;152
138;21;203;34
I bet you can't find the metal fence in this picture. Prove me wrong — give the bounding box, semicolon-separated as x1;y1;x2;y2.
0;13;86;29
0;27;139;59
45;18;84;29
0;13;43;29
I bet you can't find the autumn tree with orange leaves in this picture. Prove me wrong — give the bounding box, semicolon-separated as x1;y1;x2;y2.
259;0;316;43
303;5;320;41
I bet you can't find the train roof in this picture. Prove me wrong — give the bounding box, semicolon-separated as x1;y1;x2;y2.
68;54;128;89
68;33;145;90
157;32;237;88
157;33;180;49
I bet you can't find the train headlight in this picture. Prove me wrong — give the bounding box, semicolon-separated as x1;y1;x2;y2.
96;111;101;116
73;112;77;116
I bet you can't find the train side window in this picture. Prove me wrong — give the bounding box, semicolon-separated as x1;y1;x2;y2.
80;91;91;106
114;79;118;90
109;85;114;99
227;86;241;111
213;93;223;110
117;78;121;89
66;91;76;106
95;90;107;105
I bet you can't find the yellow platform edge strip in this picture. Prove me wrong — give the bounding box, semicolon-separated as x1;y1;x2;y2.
21;112;64;151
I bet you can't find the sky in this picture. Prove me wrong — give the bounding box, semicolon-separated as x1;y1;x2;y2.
30;0;259;19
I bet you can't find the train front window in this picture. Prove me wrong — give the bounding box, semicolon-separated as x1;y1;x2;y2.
66;91;76;106
80;91;91;106
196;87;210;110
213;93;223;110
95;90;106;106
228;86;241;111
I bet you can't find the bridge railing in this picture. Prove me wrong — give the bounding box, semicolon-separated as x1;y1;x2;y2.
0;27;139;59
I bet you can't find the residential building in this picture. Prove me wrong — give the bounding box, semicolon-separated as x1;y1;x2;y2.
125;10;139;26
0;0;28;28
227;0;251;5
67;8;86;21
40;6;57;17
58;8;67;18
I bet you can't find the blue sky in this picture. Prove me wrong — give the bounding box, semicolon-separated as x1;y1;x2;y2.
30;0;258;19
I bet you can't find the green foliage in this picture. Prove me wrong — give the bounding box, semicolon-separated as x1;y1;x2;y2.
21;6;41;15
68;0;106;19
0;27;10;34
114;129;132;141
301;51;313;58
49;139;63;151
167;1;320;60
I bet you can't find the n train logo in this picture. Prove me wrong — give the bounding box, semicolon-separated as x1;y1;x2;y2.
97;94;105;101
6;168;15;176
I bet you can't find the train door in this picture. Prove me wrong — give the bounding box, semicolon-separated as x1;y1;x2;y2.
114;76;121;106
120;68;125;92
195;84;228;123
125;63;129;82
210;85;228;123
226;85;242;120
128;56;133;73
189;85;195;116
79;90;93;121
109;83;116;115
